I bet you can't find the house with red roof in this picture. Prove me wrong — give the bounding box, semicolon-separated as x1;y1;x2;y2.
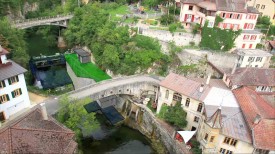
179;0;262;49
233;87;275;153
0;45;31;122
223;67;275;92
0;104;78;153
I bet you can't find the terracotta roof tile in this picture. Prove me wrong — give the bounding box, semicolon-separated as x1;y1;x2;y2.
0;107;77;153
0;46;9;55
160;73;211;101
269;40;275;48
229;68;275;86
233;87;275;150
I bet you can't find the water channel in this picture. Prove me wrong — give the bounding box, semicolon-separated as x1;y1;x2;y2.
26;28;157;153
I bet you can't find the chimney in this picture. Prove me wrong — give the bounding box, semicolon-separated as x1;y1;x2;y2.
199;84;204;93
206;73;211;85
231;60;238;74
253;114;261;124
40;103;48;120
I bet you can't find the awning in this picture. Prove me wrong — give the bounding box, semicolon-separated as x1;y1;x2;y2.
177;131;196;144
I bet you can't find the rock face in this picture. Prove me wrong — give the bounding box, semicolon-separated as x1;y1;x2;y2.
124;103;189;154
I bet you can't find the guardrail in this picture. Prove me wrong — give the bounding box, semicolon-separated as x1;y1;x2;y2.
12;13;73;24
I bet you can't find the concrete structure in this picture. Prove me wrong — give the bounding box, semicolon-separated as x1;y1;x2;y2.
247;0;275;24
236;49;273;68
12;14;73;29
179;0;262;49
0;46;31;121
74;48;91;63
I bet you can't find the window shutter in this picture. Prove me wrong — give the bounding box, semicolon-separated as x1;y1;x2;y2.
8;78;11;85
11;91;15;98
239;14;242;20
191;15;194;22
16;76;19;82
6;94;10;101
19;88;22;95
3;81;5;87
184;14;187;21
244;23;248;29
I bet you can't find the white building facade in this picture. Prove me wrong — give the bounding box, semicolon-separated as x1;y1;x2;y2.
0;46;31;121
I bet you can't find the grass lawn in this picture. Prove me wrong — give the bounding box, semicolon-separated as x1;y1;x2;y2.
109;5;129;21
65;54;111;82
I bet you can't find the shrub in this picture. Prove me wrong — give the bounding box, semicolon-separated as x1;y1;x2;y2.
160;14;175;25
189;41;195;46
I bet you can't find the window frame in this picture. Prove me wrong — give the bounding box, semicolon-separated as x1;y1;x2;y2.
261;5;265;9
0;94;10;104
0;80;6;89
188;5;193;11
256;57;262;62
194;116;199;123
185;98;190;107
173;92;182;102
210;136;215;142
204;133;209;141
8;76;19;85
12;88;22;98
197;103;203;112
165;90;169;99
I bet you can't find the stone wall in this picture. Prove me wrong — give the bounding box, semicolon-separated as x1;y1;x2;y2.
66;62;95;90
125;103;190;154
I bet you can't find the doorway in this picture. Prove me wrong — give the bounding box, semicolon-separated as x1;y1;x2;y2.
191;126;196;131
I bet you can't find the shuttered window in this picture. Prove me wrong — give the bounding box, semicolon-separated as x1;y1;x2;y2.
11;88;22;98
0;80;6;88
0;94;10;104
8;76;19;85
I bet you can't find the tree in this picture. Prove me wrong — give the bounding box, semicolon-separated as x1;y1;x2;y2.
0;18;29;67
169;23;178;34
158;102;188;128
160;14;175;25
57;95;99;141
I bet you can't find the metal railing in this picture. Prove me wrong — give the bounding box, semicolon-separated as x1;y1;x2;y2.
12;13;73;24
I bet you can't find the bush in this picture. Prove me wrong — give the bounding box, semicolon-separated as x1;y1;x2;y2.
189;41;195;46
191;139;202;154
256;43;264;49
160;14;175;25
169;23;178;33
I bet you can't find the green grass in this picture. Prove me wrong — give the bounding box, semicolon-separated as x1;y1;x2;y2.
65;54;111;82
109;5;129;21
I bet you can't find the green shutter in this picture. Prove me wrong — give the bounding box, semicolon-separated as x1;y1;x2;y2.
16;76;19;82
19;88;22;95
11;91;15;98
8;79;11;85
6;94;10;101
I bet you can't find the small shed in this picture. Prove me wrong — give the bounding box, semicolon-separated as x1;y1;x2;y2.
74;48;91;63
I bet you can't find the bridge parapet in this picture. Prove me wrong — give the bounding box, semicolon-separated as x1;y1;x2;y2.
67;75;163;100
11;13;73;29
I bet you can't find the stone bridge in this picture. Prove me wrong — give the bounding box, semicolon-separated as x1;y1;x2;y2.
45;75;163;115
11;14;73;29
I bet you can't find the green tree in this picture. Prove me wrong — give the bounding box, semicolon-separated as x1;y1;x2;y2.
158;102;188;128
169;23;178;34
57;95;99;141
0;18;29;66
160;14;175;25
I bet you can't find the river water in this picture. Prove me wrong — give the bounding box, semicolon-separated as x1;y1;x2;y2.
81;126;156;154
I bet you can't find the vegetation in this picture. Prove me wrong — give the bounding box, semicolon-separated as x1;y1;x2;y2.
64;3;169;75
177;64;198;76
65;54;111;82
147;100;156;113
190;138;202;154
27;84;74;96
160;14;175;25
57;95;99;141
256;15;275;37
0;18;29;67
200;21;242;51
158;102;188;128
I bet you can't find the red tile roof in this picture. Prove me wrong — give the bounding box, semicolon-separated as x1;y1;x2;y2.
160;73;211;101
233;87;275;150
228;68;275;87
0;107;77;153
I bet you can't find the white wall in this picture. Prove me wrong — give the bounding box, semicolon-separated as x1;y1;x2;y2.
0;74;31;119
0;55;8;64
237;55;270;68
235;33;262;49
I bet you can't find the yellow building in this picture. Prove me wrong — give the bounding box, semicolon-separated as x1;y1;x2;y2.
247;0;275;24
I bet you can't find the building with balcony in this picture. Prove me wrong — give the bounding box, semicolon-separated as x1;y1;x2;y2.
179;0;262;49
0;45;31;122
235;49;273;68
